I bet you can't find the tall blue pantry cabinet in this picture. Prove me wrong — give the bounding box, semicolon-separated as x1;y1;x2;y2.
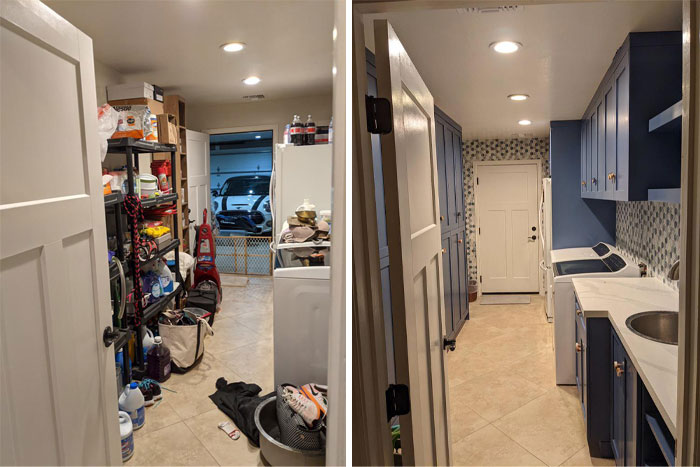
366;51;469;385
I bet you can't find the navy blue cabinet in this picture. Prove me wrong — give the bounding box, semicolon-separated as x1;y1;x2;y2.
435;106;469;339
581;32;681;201
611;332;626;464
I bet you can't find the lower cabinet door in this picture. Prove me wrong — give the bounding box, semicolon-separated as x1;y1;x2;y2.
457;229;469;321
611;333;626;465
441;236;454;336
625;357;638;467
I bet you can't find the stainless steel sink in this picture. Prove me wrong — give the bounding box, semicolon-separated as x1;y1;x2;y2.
626;311;678;345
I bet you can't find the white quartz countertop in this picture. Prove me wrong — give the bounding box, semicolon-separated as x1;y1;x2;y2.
571;277;679;437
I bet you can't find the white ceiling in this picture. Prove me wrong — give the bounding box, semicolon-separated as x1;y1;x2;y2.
44;0;334;104
364;2;682;139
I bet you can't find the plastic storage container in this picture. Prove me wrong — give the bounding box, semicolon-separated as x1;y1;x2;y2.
119;411;134;461
147;336;171;382
118;382;145;430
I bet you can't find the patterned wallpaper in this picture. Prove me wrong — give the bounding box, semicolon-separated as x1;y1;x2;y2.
462;138;551;283
616;201;681;288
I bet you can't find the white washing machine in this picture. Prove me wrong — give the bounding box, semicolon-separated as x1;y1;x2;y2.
273;266;330;387
545;242;617;322
554;253;640;385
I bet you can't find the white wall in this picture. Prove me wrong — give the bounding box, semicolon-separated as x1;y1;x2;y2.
94;60;124;106
188;94;332;143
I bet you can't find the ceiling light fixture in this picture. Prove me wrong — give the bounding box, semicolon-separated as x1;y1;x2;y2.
242;76;261;85
221;42;245;52
490;40;522;54
508;94;529;101
518;119;532;126
255;135;261;139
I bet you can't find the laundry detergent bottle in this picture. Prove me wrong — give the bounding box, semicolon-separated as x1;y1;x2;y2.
118;382;145;430
147;336;171;382
119;411;134;461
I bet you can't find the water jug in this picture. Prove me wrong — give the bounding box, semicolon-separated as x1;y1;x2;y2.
119;411;134;461
147;336;171;382
118;382;145;430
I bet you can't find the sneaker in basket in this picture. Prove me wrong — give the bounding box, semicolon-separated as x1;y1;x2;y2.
282;385;320;427
300;383;328;418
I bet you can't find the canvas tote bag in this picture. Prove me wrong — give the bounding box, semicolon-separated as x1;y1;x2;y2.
158;309;214;373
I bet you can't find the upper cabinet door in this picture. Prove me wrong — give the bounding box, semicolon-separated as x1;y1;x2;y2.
581;118;588;195
452;132;465;226
589;108;597;194
596;100;605;193
443;124;457;229
604;82;617;196
613;57;630;201
435;120;448;231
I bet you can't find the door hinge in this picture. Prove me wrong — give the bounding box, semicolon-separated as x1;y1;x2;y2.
386;384;411;421
477;177;479;185
478;227;481;235
480;275;482;283
365;95;393;135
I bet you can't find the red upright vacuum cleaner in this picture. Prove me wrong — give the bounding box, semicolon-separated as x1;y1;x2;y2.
191;208;222;311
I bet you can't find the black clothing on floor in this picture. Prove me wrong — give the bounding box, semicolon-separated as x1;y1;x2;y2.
209;378;274;447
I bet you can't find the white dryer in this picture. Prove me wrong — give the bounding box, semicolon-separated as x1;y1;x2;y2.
273;266;330;387
554;253;640;385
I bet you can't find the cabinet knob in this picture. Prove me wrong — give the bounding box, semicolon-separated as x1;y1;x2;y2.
458;239;463;244
607;172;616;181
581;180;587;186
592;177;597;185
440;215;444;221
575;342;582;353
613;360;625;377
441;248;446;254
576;308;582;316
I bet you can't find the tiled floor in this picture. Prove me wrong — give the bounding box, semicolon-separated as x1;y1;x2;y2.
447;294;615;467
127;275;272;466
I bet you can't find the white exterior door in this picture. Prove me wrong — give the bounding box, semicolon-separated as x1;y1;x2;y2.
374;19;452;466
0;0;121;464
477;162;540;293
186;130;211;240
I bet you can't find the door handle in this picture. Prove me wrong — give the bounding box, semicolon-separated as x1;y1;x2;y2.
103;326;120;348
443;337;456;352
528;235;537;241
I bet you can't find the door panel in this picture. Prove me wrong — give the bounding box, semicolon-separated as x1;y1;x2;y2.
441;236;453;335
1;1;120;463
605;83;617;196
478;163;539;292
186;130;211;243
614;58;630;200
611;333;625;464
436;121;448;231
589;109;597;194
457;230;469;321
452;133;465;225
450;233;460;336
374;19;451;465
443;123;456;229
596;100;605;193
581;119;588;195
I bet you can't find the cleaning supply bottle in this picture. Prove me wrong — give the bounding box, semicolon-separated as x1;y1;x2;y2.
142;328;155;363
119;411;135;461
147;336;171;382
118;382;145;430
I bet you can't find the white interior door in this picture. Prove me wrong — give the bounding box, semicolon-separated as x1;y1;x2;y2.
374;19;451;466
0;0;120;464
477;162;539;293
186;130;211;241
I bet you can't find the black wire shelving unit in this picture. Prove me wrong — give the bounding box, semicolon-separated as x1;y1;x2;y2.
106;137;185;380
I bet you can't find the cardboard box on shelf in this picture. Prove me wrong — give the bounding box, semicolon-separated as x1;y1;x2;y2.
108;97;164;116
157;114;178;145
108;82;160;102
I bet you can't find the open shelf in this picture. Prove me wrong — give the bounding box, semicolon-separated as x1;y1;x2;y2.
114;328;131;352
276;241;331;250
104;192;123;207
141;239;180;268
109;259;129;281
649;100;682;133
141;193;178;208
142;282;183;323
107;138;176;154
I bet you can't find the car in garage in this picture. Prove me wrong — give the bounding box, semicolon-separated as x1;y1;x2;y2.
211;174;272;235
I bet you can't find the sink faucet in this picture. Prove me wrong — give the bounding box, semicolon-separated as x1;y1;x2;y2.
668;260;681;281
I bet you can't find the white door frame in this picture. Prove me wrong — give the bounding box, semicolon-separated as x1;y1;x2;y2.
473;159;543;295
205;124;279;145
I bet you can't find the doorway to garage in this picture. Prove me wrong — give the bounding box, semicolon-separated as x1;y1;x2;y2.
209;129;274;275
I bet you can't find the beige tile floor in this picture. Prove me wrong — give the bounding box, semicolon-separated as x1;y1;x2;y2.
447;295;615;466
127;276;272;466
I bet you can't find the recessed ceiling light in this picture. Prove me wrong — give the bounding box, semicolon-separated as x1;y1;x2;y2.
518;119;532;126
508;94;529;101
242;76;261;85
255;135;261;139
221;42;245;52
490;41;522;54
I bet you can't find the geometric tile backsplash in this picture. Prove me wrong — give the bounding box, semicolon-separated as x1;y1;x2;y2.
462;137;551;283
616;201;681;288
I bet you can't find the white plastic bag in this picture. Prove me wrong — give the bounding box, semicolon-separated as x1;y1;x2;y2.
97;104;119;162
